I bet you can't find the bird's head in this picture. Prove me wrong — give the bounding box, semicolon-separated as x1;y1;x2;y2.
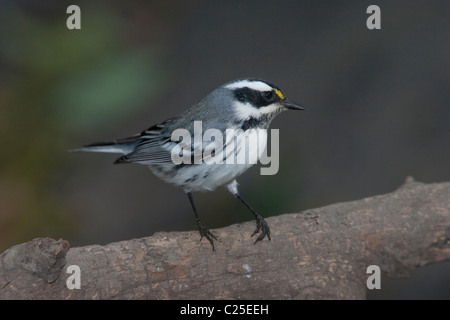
222;78;304;121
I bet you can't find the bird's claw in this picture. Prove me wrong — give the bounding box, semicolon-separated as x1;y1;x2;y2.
251;215;271;244
197;221;217;251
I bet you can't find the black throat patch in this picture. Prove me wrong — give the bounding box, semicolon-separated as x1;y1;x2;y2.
238;115;271;131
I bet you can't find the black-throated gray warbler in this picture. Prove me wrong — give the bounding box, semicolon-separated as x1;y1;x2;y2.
72;78;304;250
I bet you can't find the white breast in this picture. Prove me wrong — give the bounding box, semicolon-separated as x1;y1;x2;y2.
149;128;269;192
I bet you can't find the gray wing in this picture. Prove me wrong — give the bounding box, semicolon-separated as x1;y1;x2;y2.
115;107;234;165
114;120;177;164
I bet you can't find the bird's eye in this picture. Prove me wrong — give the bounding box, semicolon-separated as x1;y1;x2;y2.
264;91;274;101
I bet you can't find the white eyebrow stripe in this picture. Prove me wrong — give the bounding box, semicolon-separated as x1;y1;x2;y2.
225;80;273;92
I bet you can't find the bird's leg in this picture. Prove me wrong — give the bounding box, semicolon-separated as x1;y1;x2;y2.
235;193;271;243
186;191;217;250
227;180;271;243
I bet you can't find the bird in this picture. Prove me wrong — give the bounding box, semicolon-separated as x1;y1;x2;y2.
72;78;304;250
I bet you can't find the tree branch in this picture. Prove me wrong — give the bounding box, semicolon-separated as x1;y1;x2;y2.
1;178;449;299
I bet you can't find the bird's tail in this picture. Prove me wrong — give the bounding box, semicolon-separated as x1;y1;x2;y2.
70;135;140;155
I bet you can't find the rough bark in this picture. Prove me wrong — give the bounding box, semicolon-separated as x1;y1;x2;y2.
1;178;449;300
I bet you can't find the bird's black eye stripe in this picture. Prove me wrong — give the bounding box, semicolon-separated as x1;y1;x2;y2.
264;90;274;101
234;89;248;103
233;88;280;108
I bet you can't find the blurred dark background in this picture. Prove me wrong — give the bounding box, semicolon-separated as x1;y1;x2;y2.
0;0;448;299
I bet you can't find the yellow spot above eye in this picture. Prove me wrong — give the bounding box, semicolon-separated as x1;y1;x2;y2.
274;89;284;99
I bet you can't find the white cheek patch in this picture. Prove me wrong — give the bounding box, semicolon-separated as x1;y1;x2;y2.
232;102;281;120
259;103;282;115
232;101;261;120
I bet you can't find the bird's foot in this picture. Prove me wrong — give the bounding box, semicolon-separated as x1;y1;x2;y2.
251;214;271;244
197;220;217;251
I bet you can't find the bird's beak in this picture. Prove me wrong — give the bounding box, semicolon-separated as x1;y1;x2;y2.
282;99;305;110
